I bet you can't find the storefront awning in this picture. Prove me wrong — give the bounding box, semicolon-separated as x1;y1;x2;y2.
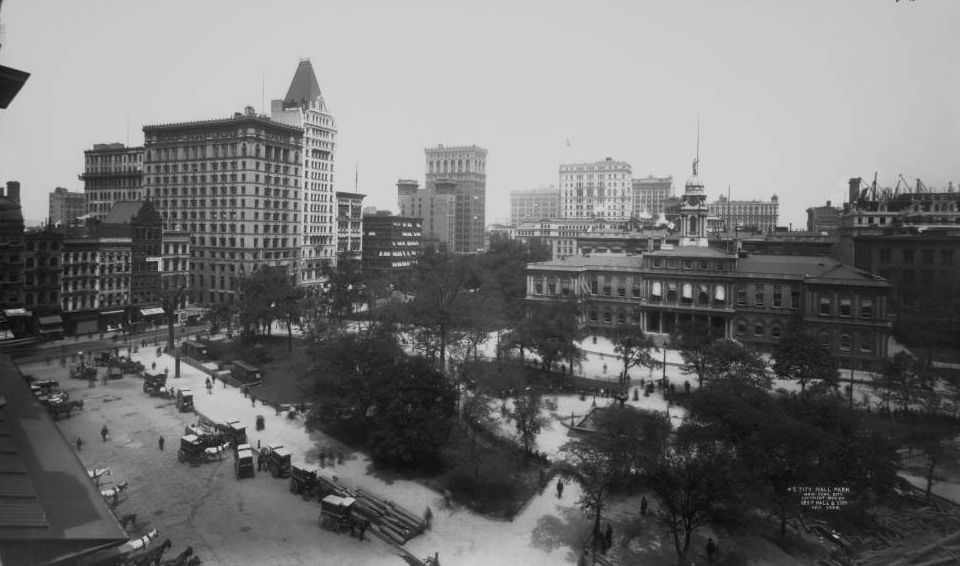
101;310;125;316
3;308;31;317
39;326;64;334
140;307;165;317
38;315;63;326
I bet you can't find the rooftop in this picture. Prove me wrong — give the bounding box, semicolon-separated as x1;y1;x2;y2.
0;355;126;564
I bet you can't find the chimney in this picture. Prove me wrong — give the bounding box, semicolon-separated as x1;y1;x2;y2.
245;106;256;117
848;178;860;204
6;181;21;205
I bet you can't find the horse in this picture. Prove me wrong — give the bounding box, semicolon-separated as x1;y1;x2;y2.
88;467;112;486
160;546;192;566
130;538;171;566
101;479;129;505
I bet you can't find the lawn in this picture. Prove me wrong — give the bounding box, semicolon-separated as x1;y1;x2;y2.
204;334;314;407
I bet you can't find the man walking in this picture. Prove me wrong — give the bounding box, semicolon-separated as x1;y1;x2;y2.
101;425;109;442
556;478;564;499
706;538;718;562
76;437;83;451
158;436;165;451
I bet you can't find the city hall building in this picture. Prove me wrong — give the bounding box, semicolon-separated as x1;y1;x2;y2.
526;162;892;370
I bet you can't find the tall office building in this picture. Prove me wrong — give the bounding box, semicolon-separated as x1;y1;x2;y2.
559;158;633;220
142;108;304;305
271;59;338;283
79;143;144;220
424;145;487;253
336;191;365;262
510;186;559;225
398;179;455;251
631;175;673;218
48;187;86;227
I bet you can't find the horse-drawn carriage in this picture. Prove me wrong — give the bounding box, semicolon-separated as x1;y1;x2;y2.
70;363;97;380
47;398;84;420
235;447;255;480
320;495;362;534
177;434;206;465
260;444;292;478
143;373;167;396
216;418;247;446
175;388;194;412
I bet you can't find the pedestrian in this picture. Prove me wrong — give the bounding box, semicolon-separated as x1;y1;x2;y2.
251;396;256;407
603;363;607;374
424;506;433;529
101;425;109;442
605;523;613;553
76;437;83;451
152;361;156;371
205;378;212;394
158;436;165;451
256;452;263;471
556;478;564;499
706;538;717;562
640;495;648;516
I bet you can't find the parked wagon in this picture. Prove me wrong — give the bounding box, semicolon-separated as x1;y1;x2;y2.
143;373;167;396
260;445;291;478
175;388;194;412
235;447;255;480
177;434;205;465
289;464;319;500
320;495;361;534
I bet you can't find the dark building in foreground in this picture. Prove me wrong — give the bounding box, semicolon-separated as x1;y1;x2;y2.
362;213;422;278
0;356;128;565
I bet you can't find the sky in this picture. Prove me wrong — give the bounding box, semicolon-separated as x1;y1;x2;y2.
0;0;958;229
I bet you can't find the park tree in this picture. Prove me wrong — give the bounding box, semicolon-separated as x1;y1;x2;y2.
237;265;299;341
509;389;552;454
879;351;932;412
674;321;715;388
703;339;770;390
588;404;670;486
563;439;616;554
607;325;659;392
306;330;456;469
509;300;583;373
648;445;740;562
772;319;839;396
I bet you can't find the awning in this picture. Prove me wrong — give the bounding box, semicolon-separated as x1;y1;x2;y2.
3;308;31;317
682;284;692;300
715;286;726;302
140;307;165;317
101;310;125;316
39;326;65;334
38;315;63;326
651;282;662;297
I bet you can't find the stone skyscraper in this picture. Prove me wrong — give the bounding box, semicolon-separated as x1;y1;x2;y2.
272;59;338;284
424;145;487;253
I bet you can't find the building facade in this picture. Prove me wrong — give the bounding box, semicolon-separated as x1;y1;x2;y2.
0;182;24;311
510;186;560;225
559;158;632;220
806;200;842;233
362;213;422;277
142;110;304;305
22;230;63;334
424;145;487;253
398;179;455;251
48;187;86;227
631;175;673;218
707;195;779;233
336;191;365;262
271;59;338;282
79;143;144;221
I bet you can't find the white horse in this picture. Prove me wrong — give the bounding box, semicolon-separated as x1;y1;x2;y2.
100;479;128;503
87;467;111;486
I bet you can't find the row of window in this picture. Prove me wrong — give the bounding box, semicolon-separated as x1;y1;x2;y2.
878;248;954;265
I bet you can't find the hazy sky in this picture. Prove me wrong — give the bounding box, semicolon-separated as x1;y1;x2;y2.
1;0;958;229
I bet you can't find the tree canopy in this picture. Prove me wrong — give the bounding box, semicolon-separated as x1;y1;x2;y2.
772;319;839;395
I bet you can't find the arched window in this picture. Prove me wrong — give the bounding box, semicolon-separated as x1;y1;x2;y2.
753;323;765;337
589;310;598;322
839;334;851;351
736;320;747;335
771;324;782;339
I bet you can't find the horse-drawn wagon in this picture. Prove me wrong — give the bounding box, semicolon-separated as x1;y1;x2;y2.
320;495;361;534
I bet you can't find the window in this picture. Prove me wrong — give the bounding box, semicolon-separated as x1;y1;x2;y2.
651;281;662;298
589;310;598;321
632;283;641;298
698;286;709;305
819;332;831;347
860;337;873;352
590;279;598;294
737;288;747;306
839;334;851;351
714;286;726;302
879;248;891;263
819;297;831;315
791;291;800;309
942;249;954;266
681;283;693;304
772;324;782;339
602;311;612;324
922;249;934;264
736;320;747;335
861;299;873;319
755;285;764;307
547;279;557;295
534;279;543;295
902;249;914;264
754;323;765;337
839;298;852;317
773;285;782;307
667;284;677;303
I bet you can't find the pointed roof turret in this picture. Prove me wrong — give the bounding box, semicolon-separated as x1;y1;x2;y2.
283;58;325;109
